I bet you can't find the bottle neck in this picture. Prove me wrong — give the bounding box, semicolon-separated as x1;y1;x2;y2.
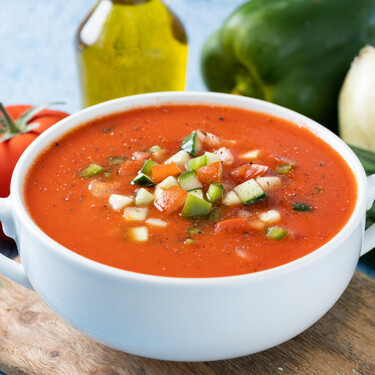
111;0;153;5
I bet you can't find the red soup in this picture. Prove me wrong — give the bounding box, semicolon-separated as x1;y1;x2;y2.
24;105;357;277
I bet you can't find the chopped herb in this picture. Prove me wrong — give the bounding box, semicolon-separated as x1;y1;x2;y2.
108;156;126;165
78;164;103;178
276;164;294;175
293;202;312;212
102;128;112;133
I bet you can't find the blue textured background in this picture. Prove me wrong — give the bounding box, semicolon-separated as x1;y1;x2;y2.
0;1;374;373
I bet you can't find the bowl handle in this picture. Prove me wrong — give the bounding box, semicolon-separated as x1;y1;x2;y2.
362;174;375;256
0;197;33;290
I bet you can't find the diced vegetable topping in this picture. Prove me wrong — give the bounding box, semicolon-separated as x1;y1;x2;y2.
178;170;203;191
152;162;181;183
256;176;281;191
222;191;241;206
231;164;268;182
146;218;168;228
187;154;207;171
181;194;212;218
208;207;222;222
184;238;195;245
214;147;234;164
197;161;222;184
239;150;260;160
109;194;133;210
164;150;191;170
156;176;179;189
234;179;266;205
89;180;119;198
141;159;159;176
293;202;312;212
154;185;188;213
205;151;221;164
108;156;126;166
148;145;166;160
207;183;224;202
276;164;294;175
127;227;149;242
78;164;103;178
215;218;248;232
135;188;154;206
266;226;288;240
259;210;281;225
123;207;149;221
188;188;204;199
180;131;202;156
131;173;155;187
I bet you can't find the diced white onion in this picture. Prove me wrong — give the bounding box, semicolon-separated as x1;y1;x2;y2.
127;227;148;242
146;218;168;228
259;210;281;225
157;176;179;189
256;177;281;191
109;194;133;210
123;207;149;221
239;149;260;160
214;147;234;165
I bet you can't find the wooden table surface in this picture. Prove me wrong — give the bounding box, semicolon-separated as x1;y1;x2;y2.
0;267;374;375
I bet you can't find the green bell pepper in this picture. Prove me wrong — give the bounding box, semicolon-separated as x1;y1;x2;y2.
201;0;375;131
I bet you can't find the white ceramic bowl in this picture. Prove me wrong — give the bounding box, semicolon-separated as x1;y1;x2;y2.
1;92;375;361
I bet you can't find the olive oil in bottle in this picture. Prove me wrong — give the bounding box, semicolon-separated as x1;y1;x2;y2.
76;0;188;107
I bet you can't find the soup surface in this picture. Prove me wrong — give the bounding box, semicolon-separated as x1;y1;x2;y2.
25;105;357;277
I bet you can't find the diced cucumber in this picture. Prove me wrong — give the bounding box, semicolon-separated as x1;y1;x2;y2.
207;183;224;202
205;151;221;164
78;164;103;178
293;202;312;212
181;194;212;218
266;226;288;240
188;188;204;199
141;159;159;176
135;188;154;206
187;154;207;171
239;149;260;160
256;177;281;191
123;207;149;221
234;179;266;205
178;170;203;190
222;191;241;206
259;210;281;225
146;218;168;228
180;131;202;156
276;164;294;175
127;227;149;242
131;173;155;187
108;194;133;210
156;176;178;189
164;150;191;170
107;156;126;166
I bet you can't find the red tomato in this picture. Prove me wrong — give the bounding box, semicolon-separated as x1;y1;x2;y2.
0;104;69;240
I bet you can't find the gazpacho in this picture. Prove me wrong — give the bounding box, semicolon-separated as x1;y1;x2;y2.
24;105;357;277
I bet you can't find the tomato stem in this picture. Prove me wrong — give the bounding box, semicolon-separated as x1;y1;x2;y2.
0;103;20;134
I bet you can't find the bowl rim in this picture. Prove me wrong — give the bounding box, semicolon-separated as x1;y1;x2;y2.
11;91;367;286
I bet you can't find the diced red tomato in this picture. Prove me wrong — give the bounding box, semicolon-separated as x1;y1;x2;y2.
215;218;248;232
154;185;188;213
152;162;181;183
197;161;222;184
231;164;268;183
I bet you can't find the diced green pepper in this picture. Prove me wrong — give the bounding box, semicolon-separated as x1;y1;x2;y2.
266;226;288;240
141;159;159;176
131;173;155;187
293;202;312;212
276;164;294;175
207;183;224;202
187;154;207;171
78;164;103;178
181;194;212;218
180;131;202;156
